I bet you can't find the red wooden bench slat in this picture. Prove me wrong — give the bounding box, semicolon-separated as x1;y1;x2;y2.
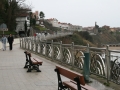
63;81;81;90
70;80;96;90
33;58;43;65
56;65;85;85
31;57;38;64
56;65;96;90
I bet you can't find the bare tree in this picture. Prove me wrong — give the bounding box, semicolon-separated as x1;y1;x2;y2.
7;0;27;31
0;0;32;32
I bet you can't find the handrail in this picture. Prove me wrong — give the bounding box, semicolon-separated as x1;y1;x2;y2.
20;37;120;85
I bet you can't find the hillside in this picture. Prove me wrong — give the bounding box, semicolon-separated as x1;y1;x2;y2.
52;33;96;47
32;20;60;33
51;31;119;47
32;21;119;47
92;31;119;45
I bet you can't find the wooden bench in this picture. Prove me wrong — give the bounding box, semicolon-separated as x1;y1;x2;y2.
55;65;96;90
24;51;43;72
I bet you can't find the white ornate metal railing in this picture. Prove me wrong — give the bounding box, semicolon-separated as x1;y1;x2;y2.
20;37;120;85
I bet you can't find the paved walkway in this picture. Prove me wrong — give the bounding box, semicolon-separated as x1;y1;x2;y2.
0;44;115;90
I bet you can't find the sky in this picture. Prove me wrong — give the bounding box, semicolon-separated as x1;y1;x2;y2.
24;0;120;27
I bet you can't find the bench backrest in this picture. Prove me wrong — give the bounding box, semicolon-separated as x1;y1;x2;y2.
24;51;28;58
24;51;30;61
27;52;32;57
24;51;33;64
56;65;85;85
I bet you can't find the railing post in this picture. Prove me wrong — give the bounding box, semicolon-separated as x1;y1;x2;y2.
25;39;26;49
28;40;30;50
86;44;89;53
32;40;34;52
19;38;21;48
30;40;32;51
105;45;110;83
45;41;47;57
38;40;41;54
35;41;38;53
71;42;74;66
22;38;24;48
51;40;54;60
60;41;63;62
83;44;90;82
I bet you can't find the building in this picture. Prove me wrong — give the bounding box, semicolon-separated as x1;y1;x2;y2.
59;22;69;30
46;18;59;27
32;11;39;20
46;18;82;31
102;25;110;30
31;11;40;25
15;9;31;36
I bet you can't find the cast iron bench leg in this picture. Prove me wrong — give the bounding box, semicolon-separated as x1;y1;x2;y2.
24;61;29;68
27;65;32;72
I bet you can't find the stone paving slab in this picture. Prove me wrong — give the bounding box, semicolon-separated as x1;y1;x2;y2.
0;44;115;90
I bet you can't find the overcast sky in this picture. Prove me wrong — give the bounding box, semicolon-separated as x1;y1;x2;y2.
25;0;120;27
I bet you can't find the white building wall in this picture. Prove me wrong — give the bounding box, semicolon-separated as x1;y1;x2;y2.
36;20;40;25
68;25;82;31
46;18;82;31
58;23;62;28
68;25;75;31
68;25;72;31
48;18;59;28
52;19;59;27
16;17;30;33
77;26;82;31
58;23;69;30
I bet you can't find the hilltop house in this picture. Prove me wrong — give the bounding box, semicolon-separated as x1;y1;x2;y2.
46;18;82;31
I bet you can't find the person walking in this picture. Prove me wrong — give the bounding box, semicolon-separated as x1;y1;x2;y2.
7;34;14;50
1;34;7;51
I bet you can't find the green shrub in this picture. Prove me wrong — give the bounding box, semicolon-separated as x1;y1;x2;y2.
35;25;46;31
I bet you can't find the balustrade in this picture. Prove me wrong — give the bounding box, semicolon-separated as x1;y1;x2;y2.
20;37;120;85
